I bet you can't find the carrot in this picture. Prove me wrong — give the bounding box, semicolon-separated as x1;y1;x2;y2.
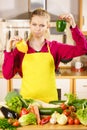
30;105;41;125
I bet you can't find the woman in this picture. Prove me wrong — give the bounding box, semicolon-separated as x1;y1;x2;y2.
2;8;87;102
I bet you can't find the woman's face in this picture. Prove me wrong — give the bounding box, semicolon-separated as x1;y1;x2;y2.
30;15;49;38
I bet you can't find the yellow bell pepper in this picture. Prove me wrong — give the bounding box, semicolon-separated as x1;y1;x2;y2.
16;40;28;53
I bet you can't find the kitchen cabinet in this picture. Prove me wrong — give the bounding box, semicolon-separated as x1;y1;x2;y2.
5;75;73;100
8;78;71;100
0;79;7;101
56;79;72;100
74;78;87;99
56;67;87;99
12;79;22;92
8;76;73;100
6;78;73;100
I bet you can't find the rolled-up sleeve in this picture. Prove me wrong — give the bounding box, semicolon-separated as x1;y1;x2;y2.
57;26;87;59
2;49;22;79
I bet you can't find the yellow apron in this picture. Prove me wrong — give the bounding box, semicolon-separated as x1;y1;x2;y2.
20;44;58;102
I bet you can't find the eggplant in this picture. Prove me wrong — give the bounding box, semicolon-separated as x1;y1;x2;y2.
0;106;19;119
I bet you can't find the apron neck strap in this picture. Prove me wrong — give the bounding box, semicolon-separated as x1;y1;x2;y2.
46;40;50;53
47;43;50;53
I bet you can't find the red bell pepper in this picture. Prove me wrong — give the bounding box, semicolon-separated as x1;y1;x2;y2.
40;116;51;125
20;108;29;117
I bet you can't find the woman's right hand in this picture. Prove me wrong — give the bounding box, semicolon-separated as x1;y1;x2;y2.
6;36;22;52
58;13;76;28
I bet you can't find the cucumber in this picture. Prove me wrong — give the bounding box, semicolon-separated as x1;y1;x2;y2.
49;100;65;105
39;107;63;115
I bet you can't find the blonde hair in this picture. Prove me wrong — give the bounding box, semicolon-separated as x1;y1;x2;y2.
30;8;50;22
29;8;50;40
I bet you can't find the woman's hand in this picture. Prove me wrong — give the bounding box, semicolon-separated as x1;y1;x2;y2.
6;36;22;52
58;13;76;28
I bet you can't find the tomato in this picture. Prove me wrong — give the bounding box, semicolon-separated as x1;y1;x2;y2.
20;108;29;117
63;109;71;117
68;117;74;125
12;120;20;127
74;118;80;125
60;103;67;110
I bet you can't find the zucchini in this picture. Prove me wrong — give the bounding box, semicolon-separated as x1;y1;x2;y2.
49;100;65;105
39;107;63;115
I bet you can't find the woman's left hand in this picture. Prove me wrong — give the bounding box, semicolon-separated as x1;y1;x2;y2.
58;13;76;28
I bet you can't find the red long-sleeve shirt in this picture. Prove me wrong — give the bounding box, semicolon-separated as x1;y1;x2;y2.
2;26;87;79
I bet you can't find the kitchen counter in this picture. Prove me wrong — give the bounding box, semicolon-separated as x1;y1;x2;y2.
56;67;87;78
55;67;87;96
12;124;87;130
0;122;87;130
0;67;87;78
0;67;87;92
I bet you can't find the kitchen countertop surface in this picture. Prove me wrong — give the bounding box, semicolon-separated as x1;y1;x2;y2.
0;67;87;79
56;67;87;78
9;123;87;130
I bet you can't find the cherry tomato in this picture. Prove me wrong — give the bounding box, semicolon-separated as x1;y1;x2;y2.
20;108;29;117
74;118;80;125
63;109;71;117
60;103;67;110
12;120;20;127
68;117;74;125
